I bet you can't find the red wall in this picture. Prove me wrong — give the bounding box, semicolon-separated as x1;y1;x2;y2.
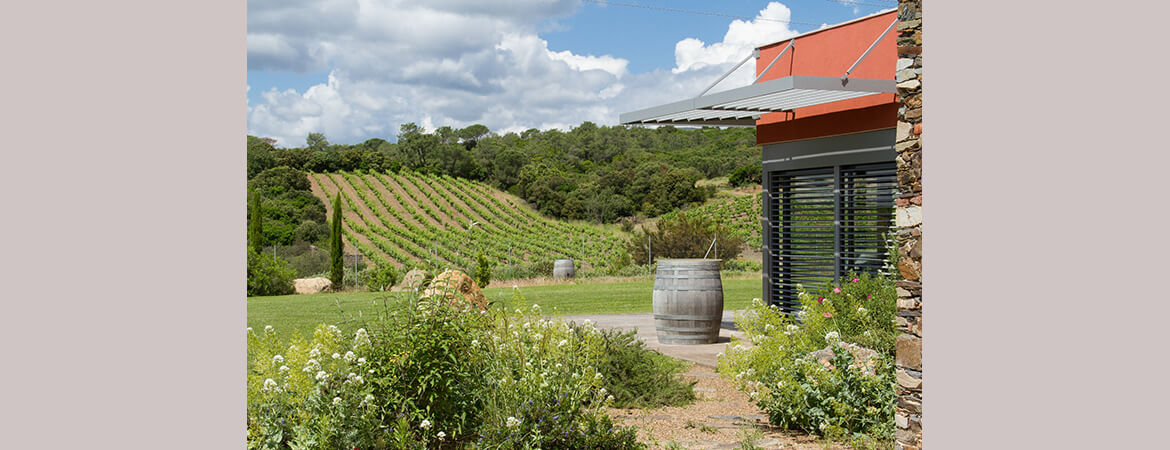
755;11;898;145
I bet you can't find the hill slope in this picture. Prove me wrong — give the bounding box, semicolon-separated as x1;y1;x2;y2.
308;170;626;273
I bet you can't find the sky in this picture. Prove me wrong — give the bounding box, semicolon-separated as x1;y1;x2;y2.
246;0;896;147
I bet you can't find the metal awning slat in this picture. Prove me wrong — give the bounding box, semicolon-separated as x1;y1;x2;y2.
620;75;895;127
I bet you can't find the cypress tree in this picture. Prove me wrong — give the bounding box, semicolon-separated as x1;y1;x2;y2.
248;189;263;255
330;193;344;286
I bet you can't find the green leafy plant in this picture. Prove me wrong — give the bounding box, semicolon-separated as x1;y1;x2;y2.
474;251;493;288
594;327;696;409
717;273;897;445
626;213;744;267
247;248;295;297
364;264;399;292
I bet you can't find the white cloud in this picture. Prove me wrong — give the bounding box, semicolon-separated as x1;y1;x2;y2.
247;1;802;146
672;2;799;90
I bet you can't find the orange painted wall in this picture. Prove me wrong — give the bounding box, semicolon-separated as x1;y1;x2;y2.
755;11;898;145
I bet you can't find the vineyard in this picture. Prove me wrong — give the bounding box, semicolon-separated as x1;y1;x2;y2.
659;190;763;249
307;170;626;275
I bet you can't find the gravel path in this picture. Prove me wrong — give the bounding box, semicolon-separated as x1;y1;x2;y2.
607;365;846;450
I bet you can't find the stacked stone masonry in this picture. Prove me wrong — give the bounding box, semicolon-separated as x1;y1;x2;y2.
895;1;923;449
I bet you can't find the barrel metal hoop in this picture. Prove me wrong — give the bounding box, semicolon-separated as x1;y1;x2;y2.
652;287;724;292
654;314;719;322
655;326;719;332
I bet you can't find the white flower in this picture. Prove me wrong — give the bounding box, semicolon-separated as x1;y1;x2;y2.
598;388;607;396
315;371;329;382
786;325;800;332
557;339;568;348
470;339;479;347
752;298;763;306
246;327;254;335
363;394;375;406
420;419;432;430
555;363;563;369
272;354;284;365
262;378;278;391
776;381;785;389
264;325;274;335
357;357;366;365
606;395;615;403
309;348;321;359
512;285;518;289
858;307;868;314
533;333;542;340
764;324;775;333
332;352;341;359
825;331;840;342
437;431;446;441
595;373;603;380
583;319;592;327
531;304;541;313
506;416;521;428
344;351;356;362
327;325;341;337
332;397;342;406
278;365;289;372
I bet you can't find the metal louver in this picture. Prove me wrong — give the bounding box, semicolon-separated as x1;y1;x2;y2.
765;161;897;313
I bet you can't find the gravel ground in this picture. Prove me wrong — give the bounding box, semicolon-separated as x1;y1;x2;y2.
606;365;847;450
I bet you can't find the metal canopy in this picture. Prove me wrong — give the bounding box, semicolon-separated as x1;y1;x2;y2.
619;75;894;127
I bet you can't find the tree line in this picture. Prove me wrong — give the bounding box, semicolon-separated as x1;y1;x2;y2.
248;122;761;223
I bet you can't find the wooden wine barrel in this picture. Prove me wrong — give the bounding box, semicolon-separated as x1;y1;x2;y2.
652;259;723;345
552;259;576;280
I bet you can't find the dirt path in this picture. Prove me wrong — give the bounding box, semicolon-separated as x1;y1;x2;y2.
608;364;845;450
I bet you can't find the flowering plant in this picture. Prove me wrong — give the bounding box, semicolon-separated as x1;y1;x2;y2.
716;273;897;444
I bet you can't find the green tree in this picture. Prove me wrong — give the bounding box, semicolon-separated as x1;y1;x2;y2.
330;193;344;286
306;132;329;151
248;189;264;254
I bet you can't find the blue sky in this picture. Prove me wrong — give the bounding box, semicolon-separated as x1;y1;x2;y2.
247;1;894;147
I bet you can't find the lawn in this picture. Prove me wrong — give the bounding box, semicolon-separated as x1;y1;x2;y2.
248;276;763;344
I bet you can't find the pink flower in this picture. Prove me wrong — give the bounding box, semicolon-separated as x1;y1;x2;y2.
832;287;841;294
817;296;824;304
851;278;860;283
824;312;832;318
866;295;872;299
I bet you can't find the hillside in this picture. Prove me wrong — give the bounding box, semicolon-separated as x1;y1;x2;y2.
307;170;626;273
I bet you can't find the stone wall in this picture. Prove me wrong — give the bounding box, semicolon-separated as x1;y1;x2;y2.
894;1;923;449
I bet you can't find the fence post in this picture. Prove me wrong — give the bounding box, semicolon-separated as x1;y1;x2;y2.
648;236;652;276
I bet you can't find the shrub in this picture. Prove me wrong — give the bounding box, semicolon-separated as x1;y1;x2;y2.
365;265;400;292
626;214;744;266
722;259;762;273
247;249;296;297
716;273;897;445
593;327;696;409
474;252;493;288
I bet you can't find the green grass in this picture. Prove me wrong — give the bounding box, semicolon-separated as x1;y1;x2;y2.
248;277;763;344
